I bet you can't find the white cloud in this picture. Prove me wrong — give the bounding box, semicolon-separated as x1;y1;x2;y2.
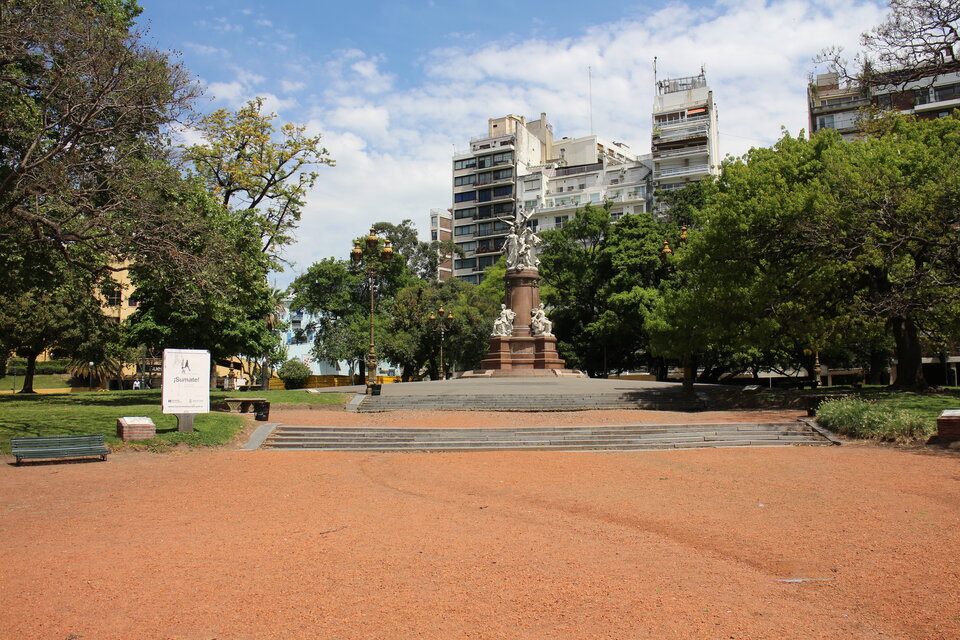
325;50;396;95
281;79;306;93
231;0;888;284
184;42;229;57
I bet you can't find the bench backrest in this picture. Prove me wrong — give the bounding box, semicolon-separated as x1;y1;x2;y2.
12;434;106;450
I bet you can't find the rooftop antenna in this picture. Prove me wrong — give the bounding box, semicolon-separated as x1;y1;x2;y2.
588;66;594;135
653;56;658;90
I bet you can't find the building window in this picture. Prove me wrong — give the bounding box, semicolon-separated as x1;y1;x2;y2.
816;114;835;130
106;292;121;307
431;231;438;241
454;174;476;186
524;199;538;209
935;83;960;102
454;158;477;170
555;215;568;228
492;185;512;198
456;241;476;252
477;255;497;269
455;258;476;269
454;224;475;236
454;191;476;203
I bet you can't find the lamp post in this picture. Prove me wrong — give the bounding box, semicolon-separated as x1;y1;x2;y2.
351;228;393;394
88;361;95;392
429;305;454;380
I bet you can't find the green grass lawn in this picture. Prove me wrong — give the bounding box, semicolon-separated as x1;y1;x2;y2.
0;373;71;391
0;388;348;455
847;387;960;418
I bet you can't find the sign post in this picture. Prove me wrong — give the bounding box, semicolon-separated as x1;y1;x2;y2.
161;349;210;432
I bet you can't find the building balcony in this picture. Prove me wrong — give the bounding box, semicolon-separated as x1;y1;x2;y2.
655;113;710;128
653;144;708;160
653;123;709;143
655;164;711;179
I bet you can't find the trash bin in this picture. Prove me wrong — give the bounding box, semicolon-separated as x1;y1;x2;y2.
253;401;270;421
370;384;382;396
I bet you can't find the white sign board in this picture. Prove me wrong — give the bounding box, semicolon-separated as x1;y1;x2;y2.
162;349;210;414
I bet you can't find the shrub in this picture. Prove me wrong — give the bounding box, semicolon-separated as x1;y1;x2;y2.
277;359;311;389
5;358;71;375
816;397;936;443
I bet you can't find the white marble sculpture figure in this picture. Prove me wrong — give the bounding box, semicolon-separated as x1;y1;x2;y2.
530;304;553;337
491;304;516;337
500;205;541;271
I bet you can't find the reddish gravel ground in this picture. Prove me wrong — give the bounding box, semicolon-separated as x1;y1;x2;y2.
2;408;959;639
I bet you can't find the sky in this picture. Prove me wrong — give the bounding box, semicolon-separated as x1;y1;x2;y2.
136;0;889;285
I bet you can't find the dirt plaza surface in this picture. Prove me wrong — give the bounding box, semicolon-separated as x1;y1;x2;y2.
2;408;959;639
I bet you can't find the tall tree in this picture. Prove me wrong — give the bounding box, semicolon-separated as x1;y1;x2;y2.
184;98;334;263
124;179;276;375
0;0;199;273
0;232;117;393
808;113;960;387
539;203;670;376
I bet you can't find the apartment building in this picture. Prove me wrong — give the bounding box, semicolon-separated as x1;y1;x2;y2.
450;113;554;283
518;136;652;235
651;72;720;198
807;68;960;139
450;114;654;282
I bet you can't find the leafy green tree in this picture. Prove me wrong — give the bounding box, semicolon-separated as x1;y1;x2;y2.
373;219;459;281
289;226;408;378
809;113;960;387
0;236;118;393
0;0;199;273
647;131;854;385
539;203;670;376
382;277;498;380
125;180;275;380
184;97;334;263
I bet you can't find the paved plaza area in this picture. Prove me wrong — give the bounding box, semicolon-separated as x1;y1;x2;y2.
2;410;959;639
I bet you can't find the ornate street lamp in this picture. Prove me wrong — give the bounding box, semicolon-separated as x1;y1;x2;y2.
429;305;454;380
351;228;393;394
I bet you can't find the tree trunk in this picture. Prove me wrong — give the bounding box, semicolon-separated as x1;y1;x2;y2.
867;349;887;385
890;316;926;388
19;352;38;394
682;354;695;391
655;357;668;382
210;358;218;390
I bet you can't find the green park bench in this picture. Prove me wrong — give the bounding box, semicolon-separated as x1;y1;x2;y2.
11;434;110;465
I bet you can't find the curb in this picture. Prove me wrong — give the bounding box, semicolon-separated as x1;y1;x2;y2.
800;418;843;445
241;423;279;450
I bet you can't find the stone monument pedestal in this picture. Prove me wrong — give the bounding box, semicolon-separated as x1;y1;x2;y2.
465;269;584;378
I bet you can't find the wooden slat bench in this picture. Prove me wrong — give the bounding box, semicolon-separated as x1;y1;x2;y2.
11;434;110;465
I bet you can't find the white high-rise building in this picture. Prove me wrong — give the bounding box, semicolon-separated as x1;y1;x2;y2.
450;114;653;282
651;71;720;200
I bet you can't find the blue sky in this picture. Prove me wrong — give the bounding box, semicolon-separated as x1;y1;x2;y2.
136;0;887;283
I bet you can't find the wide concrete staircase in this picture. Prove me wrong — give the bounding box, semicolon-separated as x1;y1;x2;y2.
263;422;832;452
355;392;707;413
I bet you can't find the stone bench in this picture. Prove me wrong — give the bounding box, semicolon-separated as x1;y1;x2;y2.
224;398;267;413
936;410;960;442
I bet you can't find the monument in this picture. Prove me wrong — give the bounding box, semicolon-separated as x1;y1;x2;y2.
465;207;584;377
